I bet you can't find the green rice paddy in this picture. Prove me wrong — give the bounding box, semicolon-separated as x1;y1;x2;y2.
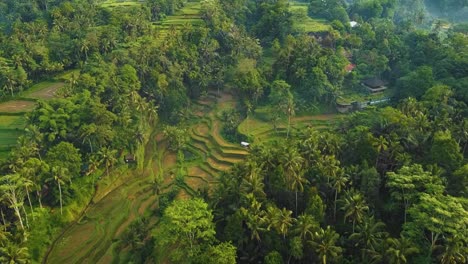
45;1;339;262
0;79;64;160
290;1;331;33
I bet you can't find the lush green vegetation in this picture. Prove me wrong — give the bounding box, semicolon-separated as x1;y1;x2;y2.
0;0;466;263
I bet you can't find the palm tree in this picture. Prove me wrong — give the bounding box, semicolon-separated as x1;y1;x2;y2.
18;176;34;220
286;97;295;139
48;166;71;215
309;226;343;264
280;146;305;213
79;124;98;153
293;214;318;240
340;189;369;232
240;168;266;200
0;241;30;264
97;147;118;177
372;135;388;167
438;235;467;264
331;171;348;221
21;158;48;209
385;236;419;264
240;194;266;241
266;206;294;239
349;215;388;262
0;174;26;230
24;125;44;160
317;155;341;185
0;226;11;247
290;169;308;214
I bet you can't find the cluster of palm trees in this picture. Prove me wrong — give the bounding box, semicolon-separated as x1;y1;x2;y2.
213;123;465;263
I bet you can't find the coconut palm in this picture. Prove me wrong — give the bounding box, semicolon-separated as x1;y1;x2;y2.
438;235;467;264
240;168;266;200
330;171;348;221
349;215;388;262
372;135;388;167
286;96;295;139
0;226;11;247
97;147;118;177
385;236;419;264
0;241;30;264
0;174;26;230
293;214;318;240
240;194;266;241
290;169;308;214
266;206;294;239
340;189;369;232
47;166;71;215
18;176;34;220
309;226;343;264
280;146;305;213
21;158;48;209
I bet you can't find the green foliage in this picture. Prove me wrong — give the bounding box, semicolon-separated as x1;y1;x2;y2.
430;131;463;172
155;198;216;261
196;242;237;264
264;250;283;264
163;125;190;151
45;142;82;178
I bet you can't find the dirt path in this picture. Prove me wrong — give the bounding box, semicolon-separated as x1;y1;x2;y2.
0;100;36;113
26;82;64;100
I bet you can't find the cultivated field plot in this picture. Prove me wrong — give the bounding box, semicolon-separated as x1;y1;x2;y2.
0;115;26;130
0;100;36;113
290;1;330;33
0;79;64;161
100;0;142;8
23;81;64;100
238;107;339;142
153;1;203;42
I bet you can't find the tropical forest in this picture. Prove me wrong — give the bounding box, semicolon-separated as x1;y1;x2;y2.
0;0;467;263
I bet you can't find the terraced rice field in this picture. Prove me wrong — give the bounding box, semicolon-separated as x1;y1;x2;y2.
153;1;203;43
46;91;248;262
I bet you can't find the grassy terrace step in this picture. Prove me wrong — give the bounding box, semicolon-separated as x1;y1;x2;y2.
187;141;209;156
188;132;245;163
49;176;156;263
210;120;246;149
192;125;246;152
206;156;231;171
198;163;220;178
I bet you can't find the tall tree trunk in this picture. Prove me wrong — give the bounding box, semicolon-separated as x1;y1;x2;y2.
1;208;6;229
25;187;34;220
58;181;63;215
295;190;298;216
36;190;43;209
13;205;24;230
333;190;338;221
22;205;29;229
287;113;291;139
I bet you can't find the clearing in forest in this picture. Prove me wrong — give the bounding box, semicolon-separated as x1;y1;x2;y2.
46;83;338;262
23;81;64;100
45;89;249;263
289;1;331;33
0;100;36;113
0;79;64;159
